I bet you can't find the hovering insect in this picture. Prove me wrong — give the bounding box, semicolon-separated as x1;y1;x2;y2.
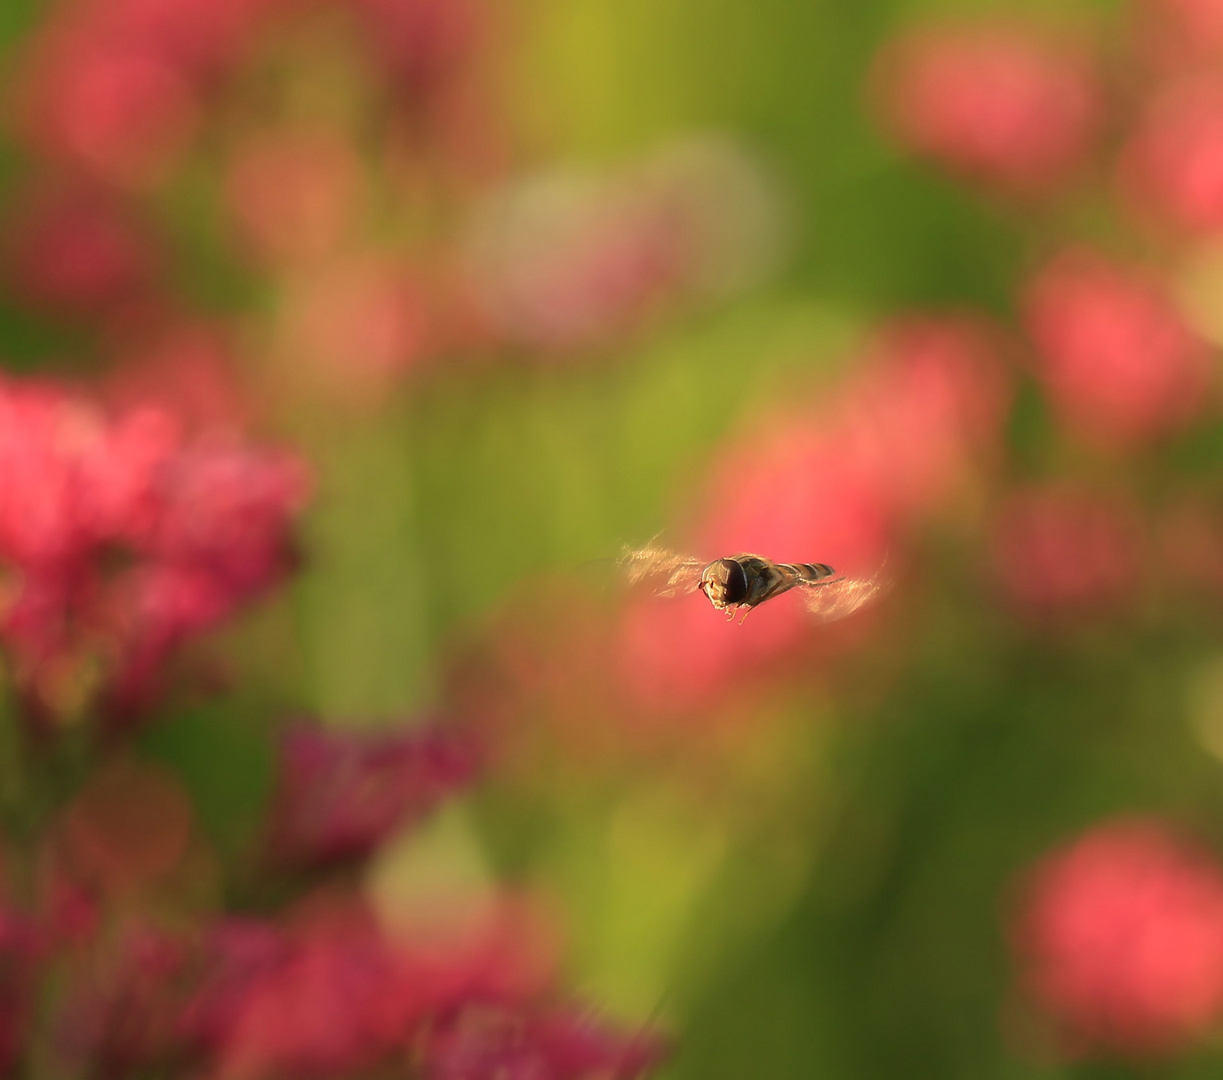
619;543;885;623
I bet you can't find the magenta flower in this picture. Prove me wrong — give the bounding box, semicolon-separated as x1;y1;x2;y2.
1023;248;1212;448
989;485;1142;621
2;184;160;318
1010;818;1223;1057
200;891;644;1080
264;722;477;871
422;1006;667;1080
349;0;485;96
50;920;193;1079
13;29;201;188
0;909;40;1078
0;376;310;721
206;903;415;1079
9;0;272;187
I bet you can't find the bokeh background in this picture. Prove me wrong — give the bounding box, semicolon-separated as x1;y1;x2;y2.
6;0;1223;1076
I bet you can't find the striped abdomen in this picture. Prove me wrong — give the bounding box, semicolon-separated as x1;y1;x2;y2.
777;561;836;584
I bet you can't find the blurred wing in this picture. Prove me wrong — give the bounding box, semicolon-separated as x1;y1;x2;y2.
618;544;705;596
797;573;888;623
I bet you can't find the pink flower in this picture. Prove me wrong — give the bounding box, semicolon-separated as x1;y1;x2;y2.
350;0;483;96
264;722;477;870
828;316;1012;521
870;21;1101;195
207;902;415;1079
276;255;432;395
86;0;270;84
1130;0;1223;73
223;129;364;267
1118;75;1223;236
0;376;310;721
9;0;271;185
990;485;1143;620
208;893;587;1080
1010;818;1223;1056
2;184;160;317
1022;249;1212;447
421;1006;666;1080
176;919;291;1056
14;29;200;188
103;322;251;433
51;920;193;1078
0;909;40;1077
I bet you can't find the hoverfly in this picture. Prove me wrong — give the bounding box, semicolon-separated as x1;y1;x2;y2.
619;543;885;623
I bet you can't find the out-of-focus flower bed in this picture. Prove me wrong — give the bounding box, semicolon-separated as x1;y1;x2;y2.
3;0;1223;1077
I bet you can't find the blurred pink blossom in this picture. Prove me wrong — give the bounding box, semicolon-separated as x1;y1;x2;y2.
17;862;659;1079
13;29;201;188
422;1006;666;1080
52;920;193;1078
103;322;251;433
203;891;657;1080
1130;0;1223;74
224;130;364;267
351;0;484;97
1022;249;1212;447
1010;818;1223;1056
0;909;40;1077
2;183;160;317
990;485;1143;620
84;0;269;83
264;722;477;871
828;316;1012;521
1118;75;1223;236
8;0;274;186
278;255;432;394
208;899;421;1079
871;21;1101;195
465;140;785;353
0;376;310;720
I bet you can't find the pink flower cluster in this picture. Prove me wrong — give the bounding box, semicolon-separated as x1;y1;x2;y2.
0;375;309;722
2;183;161;320
0;0;496;399
8;0;481;191
872;8;1223;454
264;723;478;871
0;724;661;1080
1011;818;1223;1056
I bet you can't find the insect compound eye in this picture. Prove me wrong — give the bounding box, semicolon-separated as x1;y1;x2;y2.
715;558;748;604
